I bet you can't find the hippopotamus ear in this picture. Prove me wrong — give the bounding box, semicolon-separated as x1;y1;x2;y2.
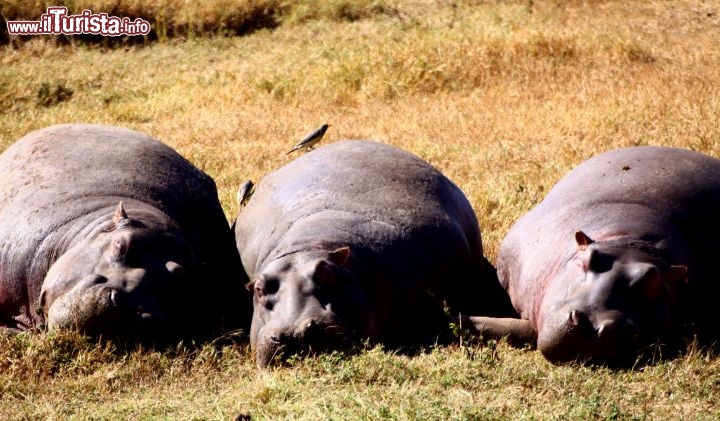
328;246;350;266
112;201;129;225
631;264;688;298
313;247;350;287
244;279;256;292
575;231;595;250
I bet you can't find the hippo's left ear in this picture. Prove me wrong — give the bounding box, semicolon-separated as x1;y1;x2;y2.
575;231;594;250
328;246;350;267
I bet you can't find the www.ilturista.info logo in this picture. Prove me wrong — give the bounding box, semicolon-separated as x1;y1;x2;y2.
6;7;151;36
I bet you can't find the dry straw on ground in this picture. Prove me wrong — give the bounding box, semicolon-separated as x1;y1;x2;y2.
1;0;720;418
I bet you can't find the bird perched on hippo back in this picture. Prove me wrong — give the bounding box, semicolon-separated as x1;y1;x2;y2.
286;123;331;154
0;124;250;343
468;146;720;365
234;140;516;367
236;180;255;208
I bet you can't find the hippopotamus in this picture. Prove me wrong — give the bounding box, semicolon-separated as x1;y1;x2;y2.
0;124;248;342
468;146;720;364
233;140;515;367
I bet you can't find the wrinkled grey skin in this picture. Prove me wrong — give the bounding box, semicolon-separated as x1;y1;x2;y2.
234;140;514;367
474;146;720;365
0;124;248;342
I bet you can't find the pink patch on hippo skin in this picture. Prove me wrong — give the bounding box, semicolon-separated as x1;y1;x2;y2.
533;256;573;329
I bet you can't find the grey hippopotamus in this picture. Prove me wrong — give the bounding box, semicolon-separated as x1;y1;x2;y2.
0;124;248;342
469;146;720;364
233;140;514;367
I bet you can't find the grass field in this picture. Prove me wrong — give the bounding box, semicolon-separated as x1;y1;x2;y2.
1;0;720;419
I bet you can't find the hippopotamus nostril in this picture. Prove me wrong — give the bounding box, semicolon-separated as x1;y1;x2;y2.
91;275;108;285
269;334;281;345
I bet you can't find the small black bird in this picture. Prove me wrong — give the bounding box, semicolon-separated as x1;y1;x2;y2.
287;123;331;154
236;180;255;207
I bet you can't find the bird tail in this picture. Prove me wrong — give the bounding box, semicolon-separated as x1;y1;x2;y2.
286;147;298;155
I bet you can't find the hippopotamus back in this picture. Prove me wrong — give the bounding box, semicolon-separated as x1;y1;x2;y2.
235;140;513;366
0;124;248;341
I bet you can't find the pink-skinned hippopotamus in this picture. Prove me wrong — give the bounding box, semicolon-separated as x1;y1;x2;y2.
0;124;249;343
468;146;720;365
233;140;515;367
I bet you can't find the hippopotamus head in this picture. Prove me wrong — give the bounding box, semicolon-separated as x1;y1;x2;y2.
537;231;687;365
247;245;374;367
39;203;197;342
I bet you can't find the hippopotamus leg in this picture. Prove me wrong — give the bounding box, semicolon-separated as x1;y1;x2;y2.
460;316;537;347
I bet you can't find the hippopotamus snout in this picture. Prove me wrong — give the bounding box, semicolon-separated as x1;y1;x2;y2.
255;312;353;368
45;268;170;339
102;284;168;325
538;308;638;364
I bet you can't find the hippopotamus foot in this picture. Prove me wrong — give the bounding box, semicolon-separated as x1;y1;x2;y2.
459;316;537;348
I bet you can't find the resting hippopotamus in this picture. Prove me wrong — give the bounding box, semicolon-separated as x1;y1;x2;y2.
233;140;514;367
469;146;720;364
0;124;248;342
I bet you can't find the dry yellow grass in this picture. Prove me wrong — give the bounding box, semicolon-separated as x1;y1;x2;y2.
1;0;720;418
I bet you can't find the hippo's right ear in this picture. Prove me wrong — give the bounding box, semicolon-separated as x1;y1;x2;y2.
575;231;594;250
313;247;350;288
328;246;350;267
112;201;129;225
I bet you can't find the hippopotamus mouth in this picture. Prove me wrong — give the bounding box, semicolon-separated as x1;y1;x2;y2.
255;319;355;367
538;309;648;366
45;276;176;344
101;288;171;338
